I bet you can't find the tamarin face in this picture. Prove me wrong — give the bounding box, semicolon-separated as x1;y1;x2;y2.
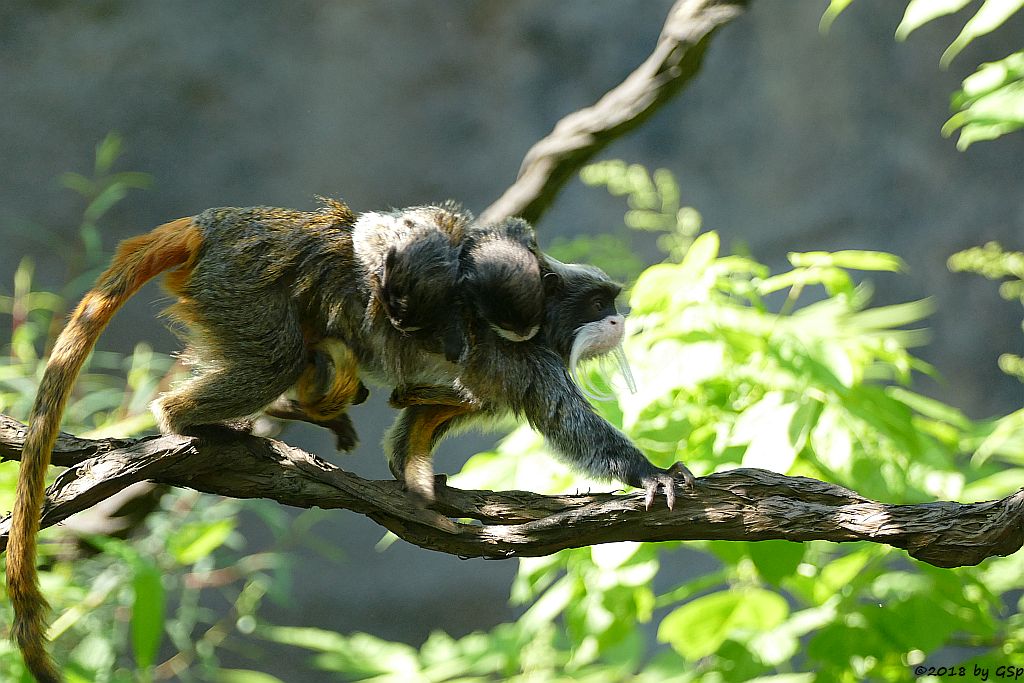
540;259;624;364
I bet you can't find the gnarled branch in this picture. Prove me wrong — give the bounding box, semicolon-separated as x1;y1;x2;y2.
2;414;1021;569
479;0;750;225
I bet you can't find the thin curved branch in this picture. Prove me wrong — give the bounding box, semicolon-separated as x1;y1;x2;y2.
2;415;1021;569
479;0;750;225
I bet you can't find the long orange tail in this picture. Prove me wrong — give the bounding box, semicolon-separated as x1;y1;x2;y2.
6;218;201;682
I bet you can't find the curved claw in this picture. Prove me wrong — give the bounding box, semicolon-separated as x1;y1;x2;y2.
642;461;696;510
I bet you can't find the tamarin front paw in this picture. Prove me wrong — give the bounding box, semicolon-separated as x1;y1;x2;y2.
642;462;695;510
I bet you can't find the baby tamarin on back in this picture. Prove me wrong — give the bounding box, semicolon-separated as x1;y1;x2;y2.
371;207;545;362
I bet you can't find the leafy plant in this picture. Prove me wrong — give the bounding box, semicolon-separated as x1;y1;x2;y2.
823;0;1024;148
949;242;1024;383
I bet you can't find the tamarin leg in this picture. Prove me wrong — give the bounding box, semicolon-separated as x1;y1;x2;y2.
385;398;475;504
296;338;368;420
264;396;361;451
155;290;308;433
388;384;472;409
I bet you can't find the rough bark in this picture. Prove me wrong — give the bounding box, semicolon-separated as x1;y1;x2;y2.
2;415;1021;569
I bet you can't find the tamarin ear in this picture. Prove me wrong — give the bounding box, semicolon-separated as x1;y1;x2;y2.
543;271;562;296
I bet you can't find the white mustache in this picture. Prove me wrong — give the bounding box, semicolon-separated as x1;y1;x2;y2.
568;315;637;400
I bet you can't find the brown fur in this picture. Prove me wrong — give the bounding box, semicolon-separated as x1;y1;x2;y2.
7;218;201;682
295;339;366;420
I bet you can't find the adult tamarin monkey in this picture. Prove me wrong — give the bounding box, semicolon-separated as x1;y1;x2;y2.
7;199;694;681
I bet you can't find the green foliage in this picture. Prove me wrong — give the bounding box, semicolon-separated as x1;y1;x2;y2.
5;137;1022;680
250;164;1024;681
547;161;702;282
945;50;1024;149
949;242;1024;383
823;0;1024;148
58;133;153;269
0;132;167;442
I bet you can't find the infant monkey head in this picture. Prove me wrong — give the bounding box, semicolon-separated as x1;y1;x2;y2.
461;217;545;343
379;225;460;334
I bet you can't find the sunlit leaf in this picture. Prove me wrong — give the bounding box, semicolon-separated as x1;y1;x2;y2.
944;58;1024;148
168;519;236;565
896;0;975;40
788;250;905;272
731;392;800;473
820;0;856;33
680;230;720;276
658;588;789;660
941;0;1024;67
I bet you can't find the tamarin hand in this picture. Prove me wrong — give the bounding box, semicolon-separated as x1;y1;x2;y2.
641;462;696;510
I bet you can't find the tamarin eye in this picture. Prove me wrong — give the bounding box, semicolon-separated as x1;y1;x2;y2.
590;297;606;314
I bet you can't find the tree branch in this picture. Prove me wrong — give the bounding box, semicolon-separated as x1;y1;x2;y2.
2;415;1021;569
479;0;750;225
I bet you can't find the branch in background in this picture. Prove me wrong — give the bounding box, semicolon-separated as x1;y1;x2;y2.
2;415;1021;569
479;0;750;226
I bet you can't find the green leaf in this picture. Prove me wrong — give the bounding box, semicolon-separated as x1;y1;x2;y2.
886;387;972;429
944;56;1024;148
820;0;856;33
896;0;974;40
658;588;789;660
629;264;684;312
94;132;123;174
58;171;95;197
788;250;905;272
748;541;805;585
963;469;1024;500
941;0;1024;67
83;183;129;223
863;595;955;652
814;550;873;604
131;564;164;670
731;392;800;473
680;230;720;276
168;518;235;565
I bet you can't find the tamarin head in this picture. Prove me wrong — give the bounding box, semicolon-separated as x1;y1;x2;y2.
461;218;545;343
540;257;635;398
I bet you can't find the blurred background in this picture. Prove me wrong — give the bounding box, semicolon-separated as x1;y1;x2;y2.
1;1;1021;680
